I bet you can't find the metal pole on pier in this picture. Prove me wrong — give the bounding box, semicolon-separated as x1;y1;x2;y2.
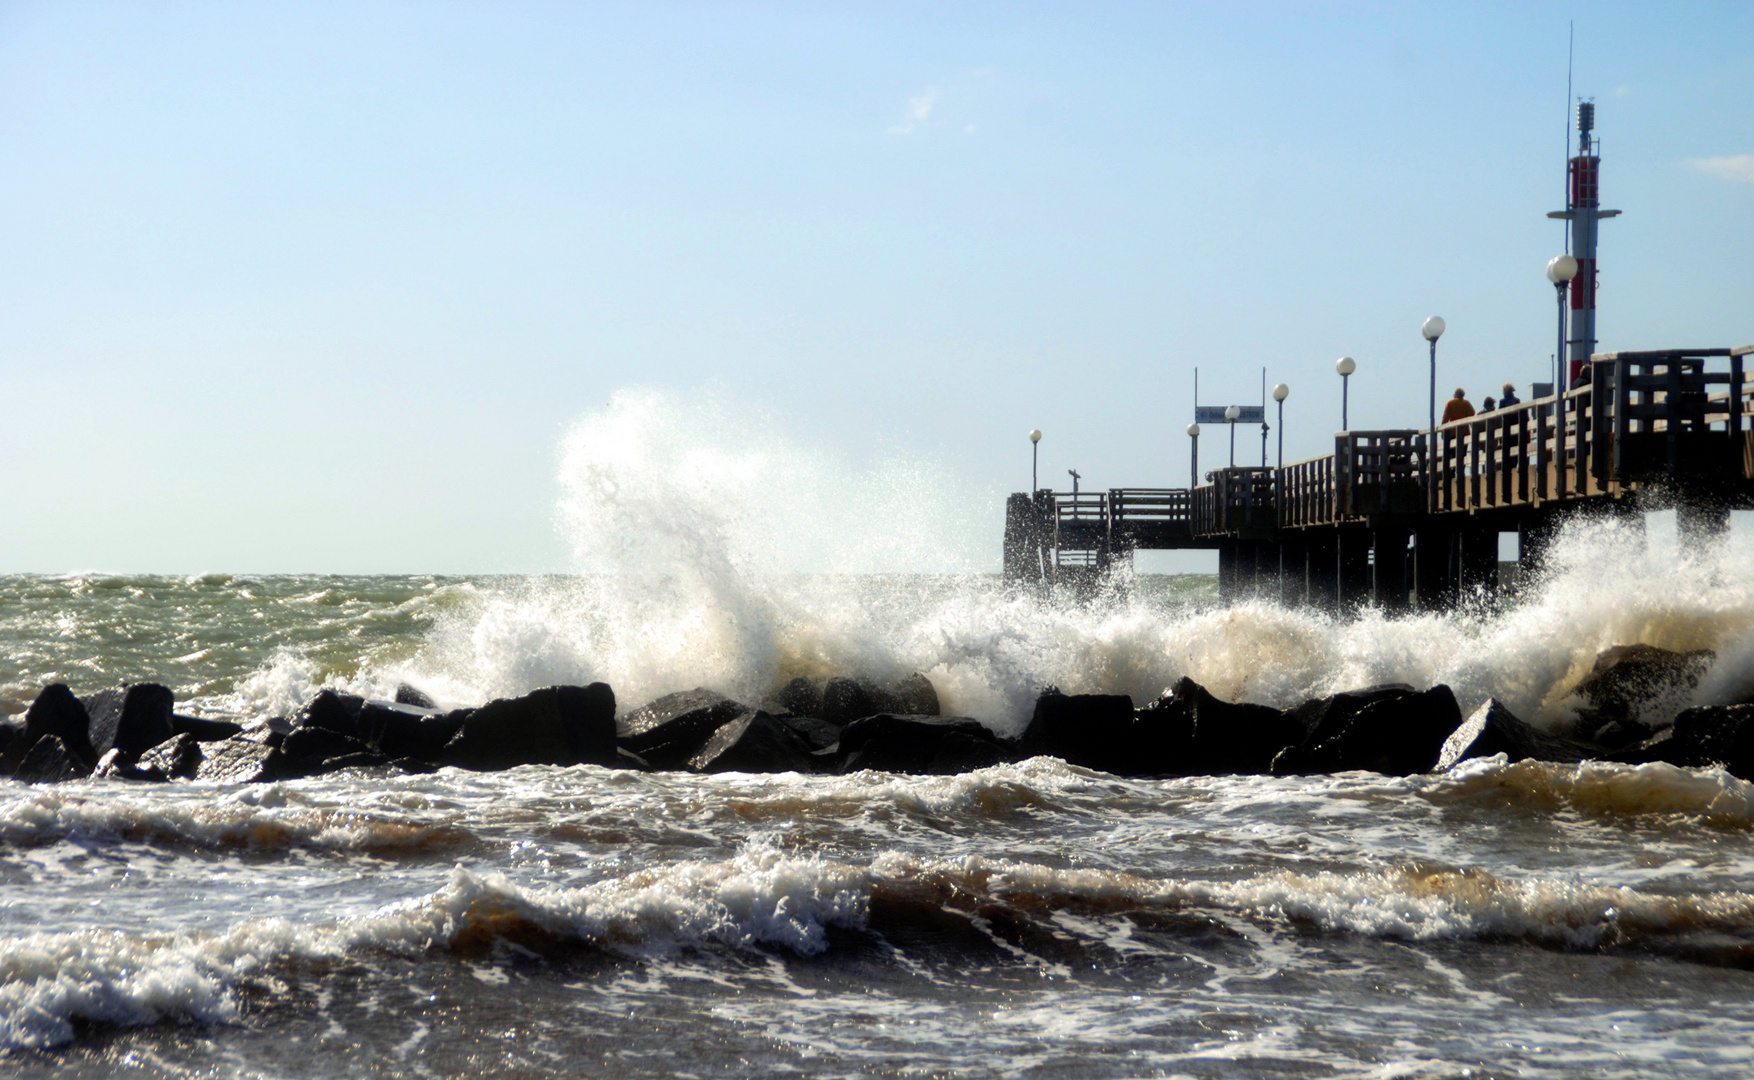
1422;317;1445;511
1029;429;1042;492
1547;255;1576;392
1335;356;1355;430
1187;424;1200;487
1225;405;1240;467
1548;102;1620;386
1273;383;1290;469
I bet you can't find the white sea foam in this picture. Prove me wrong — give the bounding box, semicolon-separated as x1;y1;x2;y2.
7;821;1753;1050
0;842;867;1049
267;389;1746;735
1427;754;1754;821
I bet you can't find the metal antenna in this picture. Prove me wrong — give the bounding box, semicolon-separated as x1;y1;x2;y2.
1565;22;1574;254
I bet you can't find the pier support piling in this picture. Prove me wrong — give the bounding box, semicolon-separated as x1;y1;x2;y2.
1372;526;1411;612
1336;526;1372;610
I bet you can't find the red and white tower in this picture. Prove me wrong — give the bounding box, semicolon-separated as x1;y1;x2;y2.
1548;101;1621;386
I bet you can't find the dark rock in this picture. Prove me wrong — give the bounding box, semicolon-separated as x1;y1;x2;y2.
83;684;176;759
19;685;96;771
14;735;86;784
441;684;618;771
390;757;441;775
394;683;438;709
1637;704;1754;778
358;700;461;761
139;733;203;780
618;688;749;769
1283;684;1418;743
1161;677;1304;774
1580;718;1654;751
1436;698;1595;770
1569;644;1714;726
94;747;166;782
766;672;940;724
923;730;1007;773
1272;685;1464;776
821;677;900;724
838;714;1007;775
298;751;393;777
778;714;843;752
767;677;827;719
280;725;374;765
688;709;814;773
0;718;23;761
196;737;279;783
296;690;367;739
891;673;941;717
1018;690;1161;775
172;714;245;742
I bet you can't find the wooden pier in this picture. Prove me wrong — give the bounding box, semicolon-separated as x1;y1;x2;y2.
1003;348;1754;607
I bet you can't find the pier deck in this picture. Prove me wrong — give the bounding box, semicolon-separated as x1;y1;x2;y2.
1003;348;1754;607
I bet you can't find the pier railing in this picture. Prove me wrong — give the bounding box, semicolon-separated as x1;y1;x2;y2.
1012;348;1754;574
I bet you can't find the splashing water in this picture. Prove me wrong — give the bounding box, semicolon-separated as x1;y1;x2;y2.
369;389;1754;732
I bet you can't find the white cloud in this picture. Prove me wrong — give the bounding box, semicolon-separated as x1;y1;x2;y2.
887;89;937;135
1686;155;1754;183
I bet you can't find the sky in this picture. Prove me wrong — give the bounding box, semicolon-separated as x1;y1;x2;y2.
1;1;1750;574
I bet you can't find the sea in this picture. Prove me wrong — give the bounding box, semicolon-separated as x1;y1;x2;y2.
5;394;1754;1078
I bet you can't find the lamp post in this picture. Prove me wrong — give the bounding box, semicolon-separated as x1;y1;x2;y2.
1272;383;1290;469
1068;469;1080;497
1422;316;1446;511
1545;255;1577;394
1334;356;1356;430
1029;429;1042;492
1187;423;1200;487
1225;404;1240;467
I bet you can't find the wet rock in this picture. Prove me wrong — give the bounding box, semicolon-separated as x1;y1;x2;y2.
766;673;941;724
767;677;828;718
837;714;1008;775
619;689;750;769
688;709;814;773
14;735;87;784
0;718;23;761
1158;677;1303;774
1638;704;1754;779
394;683;438;709
1272;685;1464;776
1436;699;1595;770
358;700;461;761
778;714;843;752
891;673;941;717
94;747;166;782
172;714;245;742
1569;644;1715;726
441;684;618;771
821;677;908;724
280;725;374;766
1283;684;1418;744
197;737;279;783
1018;690;1160;775
83;684;176;759
20;685;96;771
139;733;204;780
615;746;653;772
297;690;368;739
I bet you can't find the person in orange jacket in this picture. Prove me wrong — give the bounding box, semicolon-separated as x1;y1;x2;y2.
1441;388;1475;424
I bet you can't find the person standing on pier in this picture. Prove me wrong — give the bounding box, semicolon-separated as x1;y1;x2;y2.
1498;382;1521;408
1441;388;1475;424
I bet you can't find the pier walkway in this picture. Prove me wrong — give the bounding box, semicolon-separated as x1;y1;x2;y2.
1003;348;1754;607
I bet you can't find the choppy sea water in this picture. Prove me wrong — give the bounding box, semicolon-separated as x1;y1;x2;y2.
5;393;1754;1077
4;551;1754;1077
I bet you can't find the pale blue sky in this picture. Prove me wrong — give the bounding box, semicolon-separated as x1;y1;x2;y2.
2;2;1749;573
